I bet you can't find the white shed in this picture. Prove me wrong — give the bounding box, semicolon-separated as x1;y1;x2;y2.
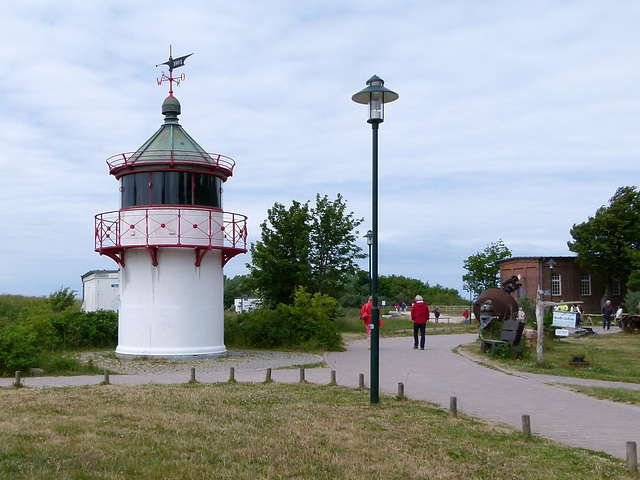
234;297;260;313
81;270;120;312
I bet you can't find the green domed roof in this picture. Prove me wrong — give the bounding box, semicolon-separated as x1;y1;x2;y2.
107;95;235;179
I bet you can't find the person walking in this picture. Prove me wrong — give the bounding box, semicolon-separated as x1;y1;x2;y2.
434;306;440;324
601;300;614;330
360;296;373;350
615;305;624;328
411;295;430;350
462;308;470;324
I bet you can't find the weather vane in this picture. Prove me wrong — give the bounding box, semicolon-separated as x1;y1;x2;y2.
156;46;194;97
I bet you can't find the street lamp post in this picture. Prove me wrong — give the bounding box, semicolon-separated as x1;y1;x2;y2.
547;258;556;303
364;230;373;296
352;75;398;405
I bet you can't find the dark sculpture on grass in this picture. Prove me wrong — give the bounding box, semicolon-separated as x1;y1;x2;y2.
473;276;521;331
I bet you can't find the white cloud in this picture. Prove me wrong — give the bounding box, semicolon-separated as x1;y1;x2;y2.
0;1;638;296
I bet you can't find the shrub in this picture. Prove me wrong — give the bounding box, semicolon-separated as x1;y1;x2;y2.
51;310;118;349
225;288;341;351
0;323;39;372
48;286;77;313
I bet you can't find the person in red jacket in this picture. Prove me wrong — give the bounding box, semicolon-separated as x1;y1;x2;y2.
360;296;373;350
411;295;430;350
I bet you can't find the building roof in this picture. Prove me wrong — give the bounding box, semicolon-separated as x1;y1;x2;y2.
499;255;577;263
81;269;119;279
106;95;235;179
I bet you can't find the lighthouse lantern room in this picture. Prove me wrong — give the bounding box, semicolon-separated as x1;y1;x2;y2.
94;51;247;358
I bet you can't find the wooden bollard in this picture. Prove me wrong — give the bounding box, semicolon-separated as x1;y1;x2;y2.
329;370;337;386
190;367;196;383
359;373;365;389
627;441;638;474
450;396;457;417
13;371;21;387
397;382;405;399
229;367;235;382
265;368;272;383
103;369;110;385
522;414;532;438
299;368;306;383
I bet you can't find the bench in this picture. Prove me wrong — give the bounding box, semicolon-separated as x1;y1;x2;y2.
480;320;525;356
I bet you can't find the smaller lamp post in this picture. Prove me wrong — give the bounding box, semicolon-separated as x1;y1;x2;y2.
364;230;373;296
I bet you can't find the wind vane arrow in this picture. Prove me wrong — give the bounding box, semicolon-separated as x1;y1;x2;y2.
156;46;194;96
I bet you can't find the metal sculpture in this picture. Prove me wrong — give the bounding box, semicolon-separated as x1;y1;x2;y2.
473;276;521;331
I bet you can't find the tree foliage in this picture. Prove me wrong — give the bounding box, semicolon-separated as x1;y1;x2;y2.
48;286;77;312
462;240;512;296
309;194;365;298
568;186;640;295
248;200;312;306
247;194;363;306
378;275;465;306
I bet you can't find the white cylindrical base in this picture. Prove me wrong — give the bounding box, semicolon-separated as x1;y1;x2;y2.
116;247;226;358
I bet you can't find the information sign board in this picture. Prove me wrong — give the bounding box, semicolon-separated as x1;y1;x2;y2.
552;311;577;328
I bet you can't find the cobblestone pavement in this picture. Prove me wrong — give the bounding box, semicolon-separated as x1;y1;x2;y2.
71;350;324;375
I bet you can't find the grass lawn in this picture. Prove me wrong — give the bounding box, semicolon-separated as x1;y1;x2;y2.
0;382;634;479
463;331;640;382
460;330;640;405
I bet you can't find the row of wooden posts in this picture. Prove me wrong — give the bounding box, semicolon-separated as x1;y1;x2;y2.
12;368;639;474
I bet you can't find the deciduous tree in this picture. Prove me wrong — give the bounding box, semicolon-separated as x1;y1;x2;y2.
462;240;512;296
247;200;312;307
247;195;364;306
568;186;640;299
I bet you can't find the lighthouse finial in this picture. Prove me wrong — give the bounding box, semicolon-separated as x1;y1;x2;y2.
156;45;194;97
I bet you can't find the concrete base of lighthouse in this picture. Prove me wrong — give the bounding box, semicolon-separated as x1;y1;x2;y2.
116;247;226;359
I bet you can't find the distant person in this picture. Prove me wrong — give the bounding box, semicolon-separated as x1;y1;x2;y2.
360;296;373;350
572;304;583;326
517;308;525;322
615;305;624;328
411;295;430;350
601;300;614;330
434;307;440;323
401;302;407;312
462;308;470;324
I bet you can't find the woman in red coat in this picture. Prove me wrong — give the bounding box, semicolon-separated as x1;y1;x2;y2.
411;295;430;350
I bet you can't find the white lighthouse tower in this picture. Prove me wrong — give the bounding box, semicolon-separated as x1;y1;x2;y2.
94;51;247;358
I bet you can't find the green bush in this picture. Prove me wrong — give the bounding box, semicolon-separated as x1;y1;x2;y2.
51;310;118;349
0;292;118;374
0;323;39;372
225;288;341;351
48;286;77;313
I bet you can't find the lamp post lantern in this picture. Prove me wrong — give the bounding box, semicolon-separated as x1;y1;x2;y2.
364;230;373;296
352;75;398;405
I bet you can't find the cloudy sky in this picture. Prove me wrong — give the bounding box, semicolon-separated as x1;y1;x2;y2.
1;1;639;298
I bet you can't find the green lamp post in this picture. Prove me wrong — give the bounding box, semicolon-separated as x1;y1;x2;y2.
352;75;398;405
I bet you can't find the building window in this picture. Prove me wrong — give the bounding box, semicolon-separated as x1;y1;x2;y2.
551;273;561;296
580;274;592;296
611;280;621;296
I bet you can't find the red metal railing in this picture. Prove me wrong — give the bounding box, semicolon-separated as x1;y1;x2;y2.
95;207;247;267
106;150;235;176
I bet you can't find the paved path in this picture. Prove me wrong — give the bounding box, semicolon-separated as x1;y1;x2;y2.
325;334;640;460
1;334;638;460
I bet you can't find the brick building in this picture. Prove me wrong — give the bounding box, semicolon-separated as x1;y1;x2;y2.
499;256;625;313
